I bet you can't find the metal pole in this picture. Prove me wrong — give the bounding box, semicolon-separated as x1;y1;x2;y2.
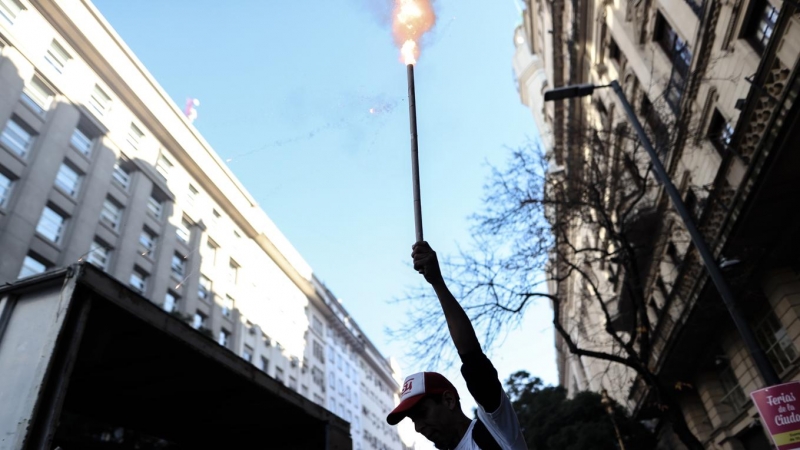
609;80;780;386
407;64;424;243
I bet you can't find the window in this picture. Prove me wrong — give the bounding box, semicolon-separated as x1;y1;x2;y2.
228;259;239;285
186;184;198;207
708;109;734;155
139;226;157;254
129;266;148;294
1;116;34;158
755;311;798;373
18;254;48;278
36;205;67;243
313;316;324;335
176;217;191;243
21;76;54;116
206;238;219;264
171;252;186;279
126;123;144;152
198;274;212;301
0;0;24;25
222;295;234;317
275;367;285;384
70;123;94;156
212;208;221;225
243;345;254;362
44;40;70;74
192;311;206;329
164;291;179;313
289;376;298;391
218;329;230;347
608;37;623;66
313;340;325;362
147;192;164;219
260;356;269;372
100;197;123;231
86;239;111;270
156;153;173;179
746;0;780;54
654;12;692;113
314;394;324;405
312;366;324;387
718;361;747;413
112;160;132;190
330;372;336;389
0;171;13;207
54;161;82;197
88;85;111;117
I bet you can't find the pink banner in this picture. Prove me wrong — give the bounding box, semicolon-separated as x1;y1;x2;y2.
751;381;800;450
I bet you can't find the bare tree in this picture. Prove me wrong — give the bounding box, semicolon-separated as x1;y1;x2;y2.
391;89;715;448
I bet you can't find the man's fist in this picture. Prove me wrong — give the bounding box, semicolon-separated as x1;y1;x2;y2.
412;241;444;285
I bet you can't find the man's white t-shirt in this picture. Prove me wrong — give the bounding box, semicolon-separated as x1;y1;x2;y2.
453;389;527;450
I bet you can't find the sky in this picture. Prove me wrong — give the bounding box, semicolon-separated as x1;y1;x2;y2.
91;0;558;441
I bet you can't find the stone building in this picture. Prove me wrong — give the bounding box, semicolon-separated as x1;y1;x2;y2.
0;0;413;448
514;0;800;445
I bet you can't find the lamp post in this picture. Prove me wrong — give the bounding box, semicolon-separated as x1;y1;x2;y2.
543;80;780;386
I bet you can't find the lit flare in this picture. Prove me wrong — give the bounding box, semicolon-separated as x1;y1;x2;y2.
392;0;436;65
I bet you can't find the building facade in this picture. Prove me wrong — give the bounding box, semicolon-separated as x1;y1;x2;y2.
515;0;800;446
0;0;413;448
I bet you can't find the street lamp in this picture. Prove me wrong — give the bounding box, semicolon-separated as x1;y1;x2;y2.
543;80;781;386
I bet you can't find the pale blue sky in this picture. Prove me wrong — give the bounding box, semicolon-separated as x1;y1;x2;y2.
92;0;558;412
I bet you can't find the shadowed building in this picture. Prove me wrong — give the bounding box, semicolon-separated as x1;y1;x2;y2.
514;0;800;446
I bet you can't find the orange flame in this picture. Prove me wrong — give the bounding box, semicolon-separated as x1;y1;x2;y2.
393;0;436;65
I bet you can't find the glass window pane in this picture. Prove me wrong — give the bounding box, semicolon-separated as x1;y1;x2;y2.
0;172;13;206
86;240;111;270
21;77;53;115
18;255;47;278
55;163;81;196
36;206;65;243
70;126;93;156
89;85;111;117
100;199;122;230
1;118;33;157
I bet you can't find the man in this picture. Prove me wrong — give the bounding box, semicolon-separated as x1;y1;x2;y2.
386;242;528;450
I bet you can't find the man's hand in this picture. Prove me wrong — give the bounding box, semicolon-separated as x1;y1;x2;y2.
412;241;444;286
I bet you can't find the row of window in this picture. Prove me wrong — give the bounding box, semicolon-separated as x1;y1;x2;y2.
606;0;779;121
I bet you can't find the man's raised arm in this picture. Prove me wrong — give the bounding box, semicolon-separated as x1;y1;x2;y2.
412;241;482;357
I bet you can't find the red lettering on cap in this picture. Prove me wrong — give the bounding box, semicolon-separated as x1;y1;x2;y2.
402;380;413;396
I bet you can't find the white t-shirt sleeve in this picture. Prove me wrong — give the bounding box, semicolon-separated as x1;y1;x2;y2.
475;388;528;449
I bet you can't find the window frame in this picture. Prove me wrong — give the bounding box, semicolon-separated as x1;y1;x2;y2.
70;124;94;157
171;252;187;279
18;254;48;279
707;109;735;155
88;84;112;117
0;0;24;25
139;226;158;254
176;217;192;243
36;205;67;244
1;116;35;158
0;169;13;207
21;76;54;116
86;239;112;270
44;39;70;74
164;291;179;313
744;0;780;54
129;266;148;294
112;160;132;190
100;197;123;231
126;123;144;152
198;274;213;301
54;160;82;197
